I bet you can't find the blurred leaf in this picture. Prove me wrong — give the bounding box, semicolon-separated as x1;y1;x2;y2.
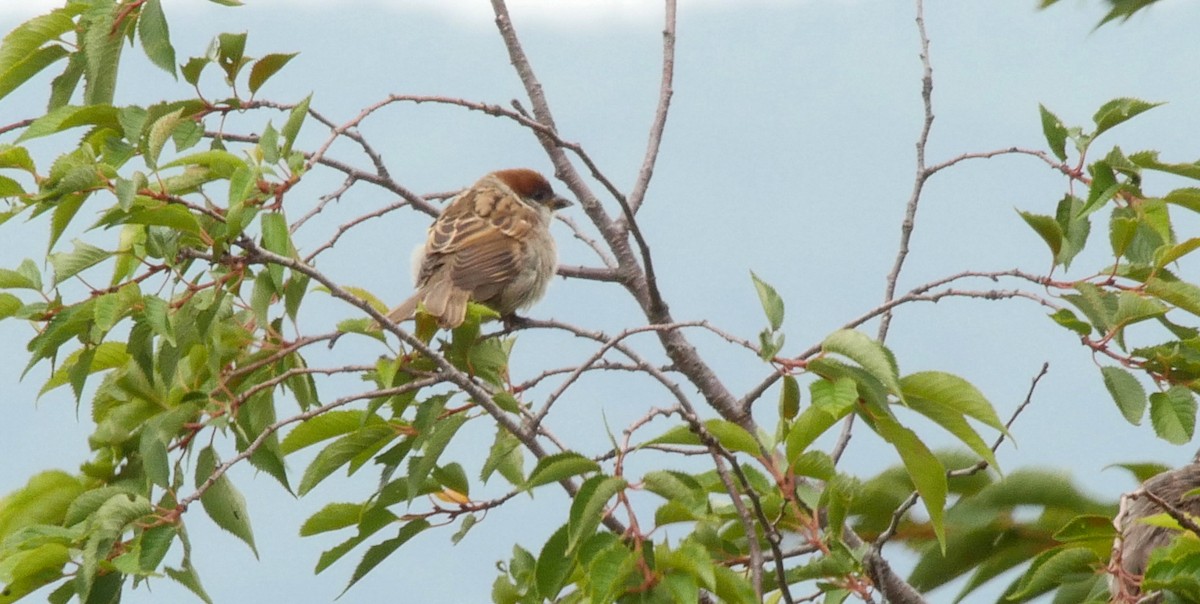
1008;546;1099;600
1053;514;1115;543
0;10;75;103
1049;308;1092;336
280;95;310;157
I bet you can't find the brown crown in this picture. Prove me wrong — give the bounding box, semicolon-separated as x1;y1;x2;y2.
492;168;554;200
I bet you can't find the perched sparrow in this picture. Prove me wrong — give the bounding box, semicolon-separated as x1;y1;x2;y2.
385;168;572;329
1111;452;1200;602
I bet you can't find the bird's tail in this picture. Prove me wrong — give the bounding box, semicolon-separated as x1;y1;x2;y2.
381;293;420;326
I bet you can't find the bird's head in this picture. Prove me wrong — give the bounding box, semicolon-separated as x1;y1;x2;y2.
491;168;573;211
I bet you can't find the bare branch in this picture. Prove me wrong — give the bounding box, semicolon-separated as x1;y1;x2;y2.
627;0;676;216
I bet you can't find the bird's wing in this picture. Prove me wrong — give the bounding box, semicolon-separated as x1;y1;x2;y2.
419;186;538;300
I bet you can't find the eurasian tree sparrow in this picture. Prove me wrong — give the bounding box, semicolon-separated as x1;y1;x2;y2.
385;168;572;328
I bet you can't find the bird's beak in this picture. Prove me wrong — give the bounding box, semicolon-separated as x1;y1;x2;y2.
550;196;573;211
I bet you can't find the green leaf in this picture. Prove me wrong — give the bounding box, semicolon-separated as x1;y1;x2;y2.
181;56;208;86
1052;514;1116;543
1008;546;1099;600
0;470;84;538
1038;104;1068;161
1054;194;1091;268
1156;237;1200;270
49;240;111;286
481;427;524;486
145;108;185;169
17;104;120;142
568;475;626;553
900;372;1005;470
778;374;800;420
1018;210;1063;262
195;446;257;556
872;414;947;549
1145;278;1200;318
785;377;856;464
821;329;902;401
523;451;600;490
340;519;430;595
136;0;176;76
280;95;310;157
248;52;298;95
535;524;572;600
0;10;75;103
297;424;396;496
215;32;248;83
1149;387;1196;445
82;3;125;106
1049;308;1091;336
1101;366;1146;425
1092;97;1163;138
299;502;360;537
750;271;784;331
0;44;68;103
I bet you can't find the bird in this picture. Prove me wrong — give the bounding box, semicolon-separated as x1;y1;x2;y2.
384;168;572;329
1110;451;1200;603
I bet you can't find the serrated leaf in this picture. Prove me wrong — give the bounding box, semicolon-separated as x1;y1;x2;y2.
1092;97;1163;138
1101;366;1146;425
195;446;257;556
145;108;185;169
1155;237;1200;269
785;377;856;464
248;52;297;95
340;519;429;595
1145;278;1200;317
299;502;360;537
750;271;784;331
49;240;110;285
136;0;176;76
567;475;626;553
821;330;902;401
180;56;208;86
872;414;947;549
0;10;75;103
297;424;396;495
82;4;125;106
1018;210;1063;262
1049;308;1092;336
1149;387;1196;445
523;451;599;490
535;524;571;599
1039;104;1069;161
281;95;310;157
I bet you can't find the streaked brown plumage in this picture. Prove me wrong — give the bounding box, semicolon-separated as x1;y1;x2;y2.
1111;453;1200;603
386;168;571;328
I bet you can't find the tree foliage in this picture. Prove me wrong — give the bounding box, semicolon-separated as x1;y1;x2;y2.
0;1;1197;603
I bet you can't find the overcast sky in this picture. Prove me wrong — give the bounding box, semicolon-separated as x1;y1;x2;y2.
3;1;1200;602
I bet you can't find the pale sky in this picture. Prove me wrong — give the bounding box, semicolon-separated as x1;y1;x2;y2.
2;1;1200;603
